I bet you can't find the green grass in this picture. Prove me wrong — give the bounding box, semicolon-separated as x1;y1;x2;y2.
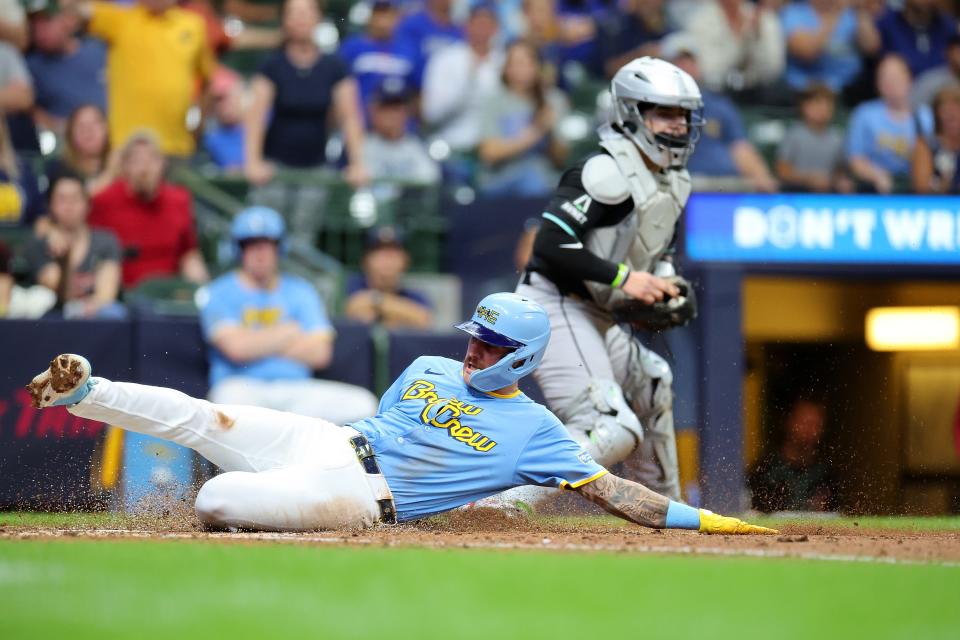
0;538;958;640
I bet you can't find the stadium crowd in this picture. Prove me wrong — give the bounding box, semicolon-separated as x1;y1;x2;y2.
1;0;959;317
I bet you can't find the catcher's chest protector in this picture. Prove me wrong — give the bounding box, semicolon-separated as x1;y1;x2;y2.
585;133;692;310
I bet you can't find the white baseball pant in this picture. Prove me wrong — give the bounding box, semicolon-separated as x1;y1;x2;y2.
69;378;392;531
208;377;379;426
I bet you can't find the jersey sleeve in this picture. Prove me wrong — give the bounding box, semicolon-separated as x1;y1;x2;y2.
845;105;870;158
177;195;199;258
195;20;215;82
329;53;349;86
514;413;608;489
291;279;333;334
88;2;127;43
532;158;635;287
198;280;240;340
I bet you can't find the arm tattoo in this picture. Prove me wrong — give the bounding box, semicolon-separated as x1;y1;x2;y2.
575;473;670;529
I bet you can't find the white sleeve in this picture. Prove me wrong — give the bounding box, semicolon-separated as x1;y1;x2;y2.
685;7;728;90
749;10;785;84
0;0;25;25
421;46;472;125
0;42;29;87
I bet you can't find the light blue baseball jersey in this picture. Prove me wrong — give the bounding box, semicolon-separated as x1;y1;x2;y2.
199;272;333;388
351;355;607;522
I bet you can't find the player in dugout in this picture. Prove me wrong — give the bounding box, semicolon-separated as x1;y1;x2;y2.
27;293;775;535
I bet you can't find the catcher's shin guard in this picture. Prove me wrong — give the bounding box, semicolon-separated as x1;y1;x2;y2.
614;335;681;500
558;379;643;468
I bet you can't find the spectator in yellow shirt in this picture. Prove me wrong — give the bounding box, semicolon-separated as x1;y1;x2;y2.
61;0;214;157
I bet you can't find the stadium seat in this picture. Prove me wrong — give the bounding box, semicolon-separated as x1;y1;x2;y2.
399;272;462;330
0;226;35;280
125;276;201;316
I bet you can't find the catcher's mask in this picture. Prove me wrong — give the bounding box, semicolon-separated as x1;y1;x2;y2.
609;56;704;169
456;293;550;393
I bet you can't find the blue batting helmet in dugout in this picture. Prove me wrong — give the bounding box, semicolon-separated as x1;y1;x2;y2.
456;292;550;392
230;206;288;259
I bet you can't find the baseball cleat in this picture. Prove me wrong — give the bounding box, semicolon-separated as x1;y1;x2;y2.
698;509;779;535
26;354;96;409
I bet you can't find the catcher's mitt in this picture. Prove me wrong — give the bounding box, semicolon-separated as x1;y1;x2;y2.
612;276;698;331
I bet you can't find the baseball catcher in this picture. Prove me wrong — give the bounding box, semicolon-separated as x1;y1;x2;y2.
27;293;772;535
494;57;704;510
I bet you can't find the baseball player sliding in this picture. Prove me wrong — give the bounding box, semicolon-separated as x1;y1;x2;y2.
490;57;706;512
27;293;773;535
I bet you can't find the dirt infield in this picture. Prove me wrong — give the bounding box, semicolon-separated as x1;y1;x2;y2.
3;510;959;565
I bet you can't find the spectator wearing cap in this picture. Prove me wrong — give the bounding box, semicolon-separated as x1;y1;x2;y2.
913;33;960;108
683;0;785;94
395;0;464;75
776;83;853;193
202;68;246;172
244;0;368;188
667;37;778;193
24;171;125;319
200;206;379;423
877;0;959;79
89;131;209;287
340;0;420;125
847;54;933;193
59;0;214;157
421;1;503;155
26;4;106;135
597;0;672;79
780;0;881;97
364;78;439;184
477;38;570;198
344;226;432;329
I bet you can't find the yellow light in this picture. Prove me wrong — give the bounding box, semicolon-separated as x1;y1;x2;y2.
865;307;960;351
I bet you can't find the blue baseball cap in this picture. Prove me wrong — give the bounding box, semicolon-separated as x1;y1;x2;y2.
365;226;406;252
373;77;411;104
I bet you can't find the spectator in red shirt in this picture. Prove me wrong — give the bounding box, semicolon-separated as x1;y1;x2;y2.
89;131;209;288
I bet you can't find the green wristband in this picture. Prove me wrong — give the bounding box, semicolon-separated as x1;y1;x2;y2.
611;263;629;288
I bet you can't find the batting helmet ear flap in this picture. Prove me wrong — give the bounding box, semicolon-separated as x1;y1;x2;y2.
455;293;551;392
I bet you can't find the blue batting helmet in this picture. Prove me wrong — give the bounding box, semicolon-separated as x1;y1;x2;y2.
230;206;287;259
455;292;551;392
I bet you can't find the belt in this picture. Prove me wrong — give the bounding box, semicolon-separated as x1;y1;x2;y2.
349;434;397;525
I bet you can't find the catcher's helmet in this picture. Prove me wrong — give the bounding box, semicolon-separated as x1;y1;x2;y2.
609;57;704;169
456;293;550;393
230;206;287;259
